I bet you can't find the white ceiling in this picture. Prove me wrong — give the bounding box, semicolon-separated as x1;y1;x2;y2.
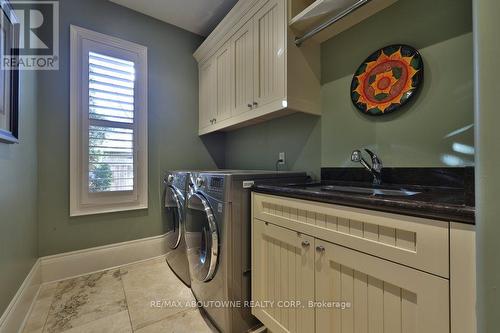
109;0;238;36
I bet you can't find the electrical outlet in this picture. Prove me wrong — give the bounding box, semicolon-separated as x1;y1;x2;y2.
278;152;286;165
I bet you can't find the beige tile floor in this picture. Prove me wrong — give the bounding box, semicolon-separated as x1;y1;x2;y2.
22;257;218;333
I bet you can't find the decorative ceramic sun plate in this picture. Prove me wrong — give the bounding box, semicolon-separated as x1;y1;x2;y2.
350;45;423;116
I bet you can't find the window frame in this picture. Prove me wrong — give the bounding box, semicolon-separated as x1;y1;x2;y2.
70;25;148;216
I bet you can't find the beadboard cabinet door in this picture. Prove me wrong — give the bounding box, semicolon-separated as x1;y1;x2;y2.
215;41;232;123
253;0;286;109
315;240;450;333
252;219;315;333
231;19;254;116
198;57;217;130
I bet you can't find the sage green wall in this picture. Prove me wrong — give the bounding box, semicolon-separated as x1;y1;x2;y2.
321;0;474;167
224;113;321;180
473;0;500;331
225;0;473;176
37;0;223;256
0;71;39;314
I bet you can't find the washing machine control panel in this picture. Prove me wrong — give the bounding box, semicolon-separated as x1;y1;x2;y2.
190;174;226;201
206;177;225;202
209;177;224;190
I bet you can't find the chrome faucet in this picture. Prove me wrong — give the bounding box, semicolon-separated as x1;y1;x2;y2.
351;149;383;185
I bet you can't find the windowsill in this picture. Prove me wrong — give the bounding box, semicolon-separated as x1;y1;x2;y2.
70;203;148;217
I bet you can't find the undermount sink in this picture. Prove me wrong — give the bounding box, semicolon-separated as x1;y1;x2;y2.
321;185;421;197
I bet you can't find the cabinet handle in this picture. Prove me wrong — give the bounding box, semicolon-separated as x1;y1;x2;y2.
253;102;258;107
247;103;252;108
316;245;325;253
301;240;310;248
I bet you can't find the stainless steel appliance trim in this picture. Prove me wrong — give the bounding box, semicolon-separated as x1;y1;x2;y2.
164;179;184;249
194;192;219;282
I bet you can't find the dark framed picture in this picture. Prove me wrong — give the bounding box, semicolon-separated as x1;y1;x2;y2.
0;1;19;144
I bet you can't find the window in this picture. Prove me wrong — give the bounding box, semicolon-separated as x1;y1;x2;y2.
70;26;148;216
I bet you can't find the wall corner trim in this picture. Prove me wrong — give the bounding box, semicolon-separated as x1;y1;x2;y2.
0;259;42;333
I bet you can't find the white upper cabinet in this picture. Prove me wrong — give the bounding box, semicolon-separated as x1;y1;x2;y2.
199;57;217;129
215;41;232;123
253;0;286;109
231;19;254;116
195;0;399;134
194;0;321;135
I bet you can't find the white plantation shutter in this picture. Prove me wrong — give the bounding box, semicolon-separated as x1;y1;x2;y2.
88;52;135;192
70;26;148;216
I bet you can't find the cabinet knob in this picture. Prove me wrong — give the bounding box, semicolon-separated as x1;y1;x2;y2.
316;245;325;253
253;102;258;107
301;240;310;248
247;103;252;108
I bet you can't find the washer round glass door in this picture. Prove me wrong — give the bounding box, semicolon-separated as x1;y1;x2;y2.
163;184;183;250
185;192;219;282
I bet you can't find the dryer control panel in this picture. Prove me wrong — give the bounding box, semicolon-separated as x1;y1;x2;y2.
209;177;224;191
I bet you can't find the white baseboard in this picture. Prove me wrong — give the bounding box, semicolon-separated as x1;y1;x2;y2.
0;259;42;333
40;233;169;283
0;233;169;333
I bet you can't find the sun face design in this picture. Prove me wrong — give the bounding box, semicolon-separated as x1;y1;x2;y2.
370;70;398;96
351;46;422;115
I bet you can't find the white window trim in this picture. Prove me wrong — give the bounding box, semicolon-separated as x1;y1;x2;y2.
70;25;148;217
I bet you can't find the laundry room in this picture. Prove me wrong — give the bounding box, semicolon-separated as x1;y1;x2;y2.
0;0;496;332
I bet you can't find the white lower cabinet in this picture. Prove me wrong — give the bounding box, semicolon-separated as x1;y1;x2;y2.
315;240;449;333
251;193;459;333
252;220;315;333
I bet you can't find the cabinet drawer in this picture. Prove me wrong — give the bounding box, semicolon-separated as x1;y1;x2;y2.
253;193;449;278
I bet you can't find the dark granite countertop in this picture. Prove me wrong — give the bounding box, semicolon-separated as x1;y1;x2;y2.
252;168;475;224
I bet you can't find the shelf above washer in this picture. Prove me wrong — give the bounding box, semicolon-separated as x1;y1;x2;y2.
289;0;398;44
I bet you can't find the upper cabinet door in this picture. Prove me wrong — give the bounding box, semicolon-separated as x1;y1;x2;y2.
231;19;254;116
199;57;217;130
315;240;450;333
253;0;286;109
215;41;232;123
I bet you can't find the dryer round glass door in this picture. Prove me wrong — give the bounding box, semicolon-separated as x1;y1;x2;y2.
163;185;183;249
185;192;219;282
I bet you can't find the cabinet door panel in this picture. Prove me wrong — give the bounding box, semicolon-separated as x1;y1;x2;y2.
199;58;216;129
315;240;449;333
215;42;232;122
253;0;285;108
252;220;314;333
232;19;254;116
